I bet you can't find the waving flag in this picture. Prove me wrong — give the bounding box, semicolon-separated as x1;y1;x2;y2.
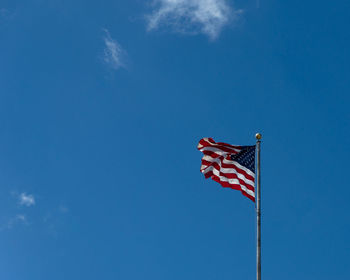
197;138;256;201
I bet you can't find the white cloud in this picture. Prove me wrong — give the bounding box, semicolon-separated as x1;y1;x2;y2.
16;214;26;222
19;193;35;207
0;214;28;231
146;0;242;40
103;29;127;70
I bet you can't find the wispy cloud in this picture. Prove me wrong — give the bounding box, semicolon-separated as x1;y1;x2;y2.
0;214;28;231
1;192;69;233
15;214;27;224
18;193;35;207
103;29;127;70
146;0;242;40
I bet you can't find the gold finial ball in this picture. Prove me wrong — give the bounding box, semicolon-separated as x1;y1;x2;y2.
255;133;262;140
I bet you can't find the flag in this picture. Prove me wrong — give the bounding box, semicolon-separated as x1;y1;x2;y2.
197;138;256;202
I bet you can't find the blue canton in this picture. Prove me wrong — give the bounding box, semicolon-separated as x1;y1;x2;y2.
230;146;256;173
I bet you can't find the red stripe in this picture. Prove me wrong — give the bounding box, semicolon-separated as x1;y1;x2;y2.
198;138;241;153
215;141;242;150
203;169;255;192
209;174;255;202
219;159;255;182
204;170;255;192
198;138;256;203
199;137;241;150
200;145;240;154
202;150;223;158
201;157;255;182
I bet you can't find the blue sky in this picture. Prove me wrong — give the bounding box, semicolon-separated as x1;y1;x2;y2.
0;0;349;279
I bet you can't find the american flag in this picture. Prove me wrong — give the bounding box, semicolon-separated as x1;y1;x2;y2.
197;138;256;202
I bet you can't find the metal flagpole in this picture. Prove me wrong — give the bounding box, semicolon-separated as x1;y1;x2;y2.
255;133;262;280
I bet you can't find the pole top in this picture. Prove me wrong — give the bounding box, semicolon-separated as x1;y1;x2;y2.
255;133;262;140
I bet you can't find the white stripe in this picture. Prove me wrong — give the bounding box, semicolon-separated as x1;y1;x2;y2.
201;155;255;179
199;139;241;153
202;164;255;188
200;155;223;171
201;154;224;164
222;158;256;179
199;146;240;156
200;164;209;171
208;168;255;197
200;138;241;150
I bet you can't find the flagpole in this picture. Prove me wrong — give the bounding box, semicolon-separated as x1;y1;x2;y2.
255;133;262;280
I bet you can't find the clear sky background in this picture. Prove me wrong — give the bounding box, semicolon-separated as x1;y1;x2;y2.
0;1;349;279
